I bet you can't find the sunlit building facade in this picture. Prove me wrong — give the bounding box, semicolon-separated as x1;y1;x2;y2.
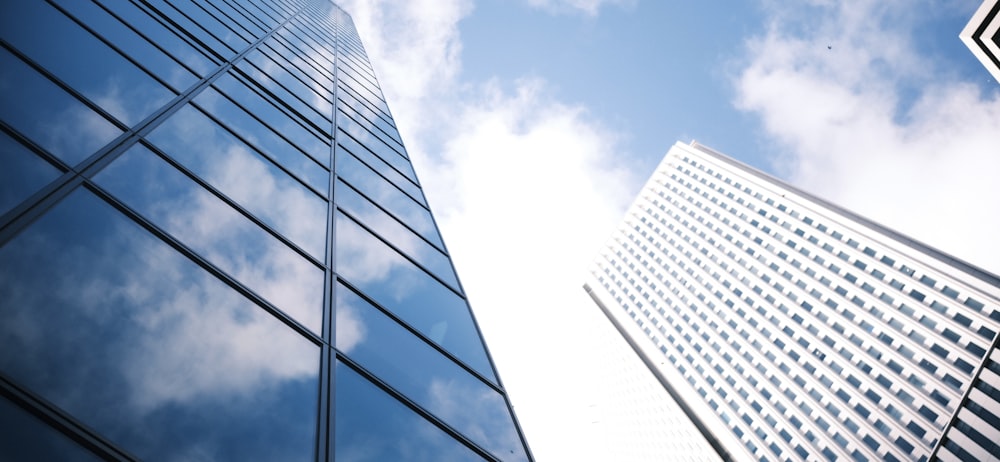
0;0;531;460
585;141;1000;462
961;0;1000;83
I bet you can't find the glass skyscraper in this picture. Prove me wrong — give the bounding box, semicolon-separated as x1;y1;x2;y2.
0;0;531;460
585;141;1000;461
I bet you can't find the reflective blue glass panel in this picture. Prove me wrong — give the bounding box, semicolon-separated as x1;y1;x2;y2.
0;47;121;165
335;146;442;249
91;0;215;76
0;131;61;217
0;395;101;462
337;131;423;204
193;86;329;195
0;1;175;126
147;104;327;260
212;72;331;166
336;179;457;289
336;212;494;381
50;0;198;92
95;144;324;334
337;285;528;461
334;361;485;462
0;189;320;461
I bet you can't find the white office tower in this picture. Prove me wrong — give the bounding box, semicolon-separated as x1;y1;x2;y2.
584;141;1000;462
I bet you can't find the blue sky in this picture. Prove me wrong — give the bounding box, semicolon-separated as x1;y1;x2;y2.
340;0;1000;459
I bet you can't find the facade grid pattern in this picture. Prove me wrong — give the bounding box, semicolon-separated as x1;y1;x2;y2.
0;0;531;461
584;141;1000;462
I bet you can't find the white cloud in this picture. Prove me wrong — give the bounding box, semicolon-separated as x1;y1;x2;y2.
736;0;1000;276
333;1;644;459
524;0;634;16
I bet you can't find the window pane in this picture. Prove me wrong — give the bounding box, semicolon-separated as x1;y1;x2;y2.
337;127;418;185
0;131;61;217
148;104;327;260
0;47;121;165
50;0;198;91
0;188;320;461
334;362;486;462
213;72;331;165
237;51;330;129
193;86;329;195
93;0;215;76
336;212;493;380
0;395;102;462
336;179;457;289
0;1;175;126
337;128;422;203
338;107;403;160
95;144;324;333
336;146;442;249
337;285;527;461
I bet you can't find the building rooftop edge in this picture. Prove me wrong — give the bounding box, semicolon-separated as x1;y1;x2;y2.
683;140;1000;291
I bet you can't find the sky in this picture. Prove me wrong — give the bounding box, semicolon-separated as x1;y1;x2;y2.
337;0;1000;459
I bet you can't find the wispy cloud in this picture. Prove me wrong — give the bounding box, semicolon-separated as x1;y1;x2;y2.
524;0;634;16
335;1;641;458
736;0;1000;275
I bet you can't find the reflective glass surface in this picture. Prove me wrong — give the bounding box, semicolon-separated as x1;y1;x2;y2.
93;0;215;76
0;189;320;461
0;396;101;462
212;72;331;165
336;212;494;380
0;1;175;126
336;146;442;249
0;131;61;217
337;285;528;461
334;362;485;462
336;179;458;289
50;0;198;92
193;86;330;195
147;104;327;259
0;1;530;459
0;47;121;165
338;131;423;204
95;144;324;333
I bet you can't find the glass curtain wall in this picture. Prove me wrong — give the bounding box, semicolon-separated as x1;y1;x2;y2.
0;1;531;461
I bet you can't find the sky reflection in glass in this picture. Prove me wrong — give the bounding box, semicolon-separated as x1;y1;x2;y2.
337;285;528;461
0;131;61;217
147;104;328;260
336;179;458;289
336;144;443;249
334;362;485;462
336;212;494;381
212;71;331;165
95;144;324;333
0;1;176;126
337;132;424;205
0;47;121;165
0;396;101;462
0;189;319;462
193;86;330;194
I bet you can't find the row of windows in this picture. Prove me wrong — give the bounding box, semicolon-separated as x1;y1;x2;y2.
655;174;980;397
643;182;961;430
676;155;998;329
662;159;995;396
588;149;1000;461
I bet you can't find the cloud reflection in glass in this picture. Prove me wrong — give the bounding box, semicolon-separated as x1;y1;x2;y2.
0;189;319;461
337;285;528;461
95;144;324;334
